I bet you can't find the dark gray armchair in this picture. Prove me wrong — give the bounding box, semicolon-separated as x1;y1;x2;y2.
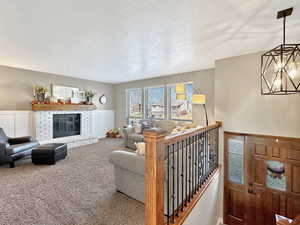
122;127;144;150
0;128;39;168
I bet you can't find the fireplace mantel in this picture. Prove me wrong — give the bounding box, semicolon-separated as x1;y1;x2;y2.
32;104;97;111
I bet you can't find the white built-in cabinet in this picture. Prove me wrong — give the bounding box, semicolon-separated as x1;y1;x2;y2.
0;110;115;140
0;111;32;137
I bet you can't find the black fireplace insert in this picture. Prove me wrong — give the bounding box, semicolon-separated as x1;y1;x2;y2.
53;114;81;139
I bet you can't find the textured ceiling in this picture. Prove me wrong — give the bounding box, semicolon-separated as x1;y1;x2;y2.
0;0;299;83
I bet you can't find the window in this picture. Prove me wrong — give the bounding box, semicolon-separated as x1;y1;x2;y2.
126;88;143;124
169;83;193;120
145;86;165;119
125;82;193;124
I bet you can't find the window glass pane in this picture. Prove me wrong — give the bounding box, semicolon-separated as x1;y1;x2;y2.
146;86;164;119
228;139;244;184
170;83;193;120
266;160;286;191
128;89;142;118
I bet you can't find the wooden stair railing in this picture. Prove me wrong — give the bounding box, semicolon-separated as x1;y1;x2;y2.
144;122;222;225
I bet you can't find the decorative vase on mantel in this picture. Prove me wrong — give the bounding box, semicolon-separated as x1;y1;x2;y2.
36;93;45;103
85;90;96;105
86;96;93;104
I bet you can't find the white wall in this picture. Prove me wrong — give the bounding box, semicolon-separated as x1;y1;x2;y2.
183;172;221;225
214;51;300;221
93;110;115;138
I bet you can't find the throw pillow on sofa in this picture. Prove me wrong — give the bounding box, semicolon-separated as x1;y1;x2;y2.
135;142;146;156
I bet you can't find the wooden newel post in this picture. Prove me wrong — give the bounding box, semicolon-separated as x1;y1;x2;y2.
143;128;167;225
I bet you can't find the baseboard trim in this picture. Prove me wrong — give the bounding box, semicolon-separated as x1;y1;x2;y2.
216;217;223;225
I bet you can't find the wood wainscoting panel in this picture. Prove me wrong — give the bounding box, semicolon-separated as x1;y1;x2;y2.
228;188;245;220
254;158;265;186
272;147;281;158
287;149;300;161
291;165;300;194
255;144;268;156
287;195;300;219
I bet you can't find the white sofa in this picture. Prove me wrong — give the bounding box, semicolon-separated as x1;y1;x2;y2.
110;120;197;206
109;150;146;202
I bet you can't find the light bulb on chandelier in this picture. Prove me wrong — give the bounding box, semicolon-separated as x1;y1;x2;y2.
287;62;299;79
274;78;282;89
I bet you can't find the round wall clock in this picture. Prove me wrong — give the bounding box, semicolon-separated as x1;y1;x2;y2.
99;95;107;104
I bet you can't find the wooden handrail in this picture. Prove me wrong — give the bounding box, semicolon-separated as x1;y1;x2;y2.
164;121;222;145
144;121;222;225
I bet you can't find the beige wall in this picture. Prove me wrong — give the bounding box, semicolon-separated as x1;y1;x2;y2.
183;172;221;225
215;51;300;221
113;69;215;128
215;52;300;138
0;65;114;111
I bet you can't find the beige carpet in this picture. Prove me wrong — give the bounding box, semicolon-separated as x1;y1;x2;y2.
0;138;144;225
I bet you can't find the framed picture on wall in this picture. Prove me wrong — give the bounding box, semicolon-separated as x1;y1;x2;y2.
51;84;85;103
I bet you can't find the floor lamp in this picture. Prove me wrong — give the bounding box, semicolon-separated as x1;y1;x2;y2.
192;94;208;126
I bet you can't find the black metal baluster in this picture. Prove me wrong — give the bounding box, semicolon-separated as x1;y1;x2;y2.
167;145;170;225
190;136;194;197
208;129;210;173
210;129;212;171
195;134;198;193
211;129;213;173
206;130;209;177
205;131;208;180
195;134;199;192
185;138;188;206
214;128;217;170
176;142;179;217
172;143;175;223
204;131;207;181
206;130;208;178
216;127;219;170
188;137;191;202
193;135;197;194
181;140;184;212
207;130;210;176
201;133;204;185
197;136;199;189
199;133;202;188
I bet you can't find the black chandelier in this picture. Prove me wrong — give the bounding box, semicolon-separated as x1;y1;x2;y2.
261;7;300;95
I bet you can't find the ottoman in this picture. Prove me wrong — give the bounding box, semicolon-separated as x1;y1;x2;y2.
32;143;67;165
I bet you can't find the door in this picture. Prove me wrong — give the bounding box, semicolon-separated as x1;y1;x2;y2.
224;134;247;225
224;132;300;225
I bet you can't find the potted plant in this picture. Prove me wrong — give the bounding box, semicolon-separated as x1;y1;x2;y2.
85;90;96;104
33;85;48;103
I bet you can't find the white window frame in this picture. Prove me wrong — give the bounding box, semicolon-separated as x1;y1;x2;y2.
167;82;193;122
125;82;193;125
125;88;144;124
144;85;166;120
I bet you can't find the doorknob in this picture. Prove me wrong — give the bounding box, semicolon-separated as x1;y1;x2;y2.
248;183;255;194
